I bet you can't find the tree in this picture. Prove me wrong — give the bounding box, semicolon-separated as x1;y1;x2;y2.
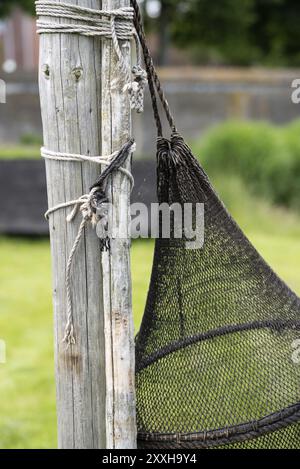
154;0;179;65
250;0;300;66
2;0;300;66
147;0;300;66
146;0;255;65
171;0;255;65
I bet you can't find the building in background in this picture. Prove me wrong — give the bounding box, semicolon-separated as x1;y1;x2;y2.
0;5;299;149
0;7;38;74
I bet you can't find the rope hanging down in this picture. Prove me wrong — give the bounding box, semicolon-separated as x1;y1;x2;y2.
35;1;147;113
131;0;177;134
43;141;136;347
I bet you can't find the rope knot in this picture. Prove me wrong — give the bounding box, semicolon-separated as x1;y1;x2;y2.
64;187;108;229
44;140;135;349
124;65;148;114
80;197;95;223
36;1;148;115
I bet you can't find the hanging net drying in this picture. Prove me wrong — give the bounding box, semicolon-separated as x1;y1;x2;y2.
135;134;300;449
131;0;300;449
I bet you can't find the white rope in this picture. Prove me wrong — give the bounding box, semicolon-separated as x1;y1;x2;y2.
124;65;148;114
41;147;134;187
63;190;98;347
35;1;147;113
36;1;134;20
43;143;135;348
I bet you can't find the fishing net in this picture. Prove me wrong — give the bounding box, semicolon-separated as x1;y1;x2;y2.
135;134;300;449
131;0;300;449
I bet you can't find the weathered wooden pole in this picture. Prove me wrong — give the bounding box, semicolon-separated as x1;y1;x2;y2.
101;0;136;450
37;0;136;449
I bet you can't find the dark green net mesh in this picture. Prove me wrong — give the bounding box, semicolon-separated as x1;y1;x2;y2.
135;134;300;449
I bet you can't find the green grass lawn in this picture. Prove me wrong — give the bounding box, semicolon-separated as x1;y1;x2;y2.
0;145;41;160
0;179;300;448
0;238;155;449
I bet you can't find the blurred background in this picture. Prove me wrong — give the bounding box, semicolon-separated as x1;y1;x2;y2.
0;0;300;449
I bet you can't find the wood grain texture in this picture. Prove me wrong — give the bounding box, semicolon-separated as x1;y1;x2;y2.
39;0;136;449
39;0;105;449
101;0;137;450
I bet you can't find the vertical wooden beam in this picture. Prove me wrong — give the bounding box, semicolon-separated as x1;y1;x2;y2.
102;0;137;450
38;0;136;448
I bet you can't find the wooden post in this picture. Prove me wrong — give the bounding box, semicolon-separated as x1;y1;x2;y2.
38;0;136;449
101;0;136;449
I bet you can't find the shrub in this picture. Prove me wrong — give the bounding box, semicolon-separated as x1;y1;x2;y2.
20;133;43;146
193;120;300;208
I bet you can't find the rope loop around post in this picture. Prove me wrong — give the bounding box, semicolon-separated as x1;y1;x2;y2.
43;140;136;348
35;0;147;114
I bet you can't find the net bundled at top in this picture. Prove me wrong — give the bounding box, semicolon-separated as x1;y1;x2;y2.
131;0;300;449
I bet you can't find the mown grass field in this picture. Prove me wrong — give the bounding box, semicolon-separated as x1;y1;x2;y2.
0;176;299;448
0;145;40;160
